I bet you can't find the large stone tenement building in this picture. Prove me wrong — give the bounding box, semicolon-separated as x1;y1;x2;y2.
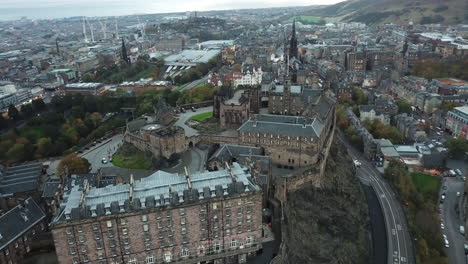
0;198;47;264
238;112;334;169
51;163;263;264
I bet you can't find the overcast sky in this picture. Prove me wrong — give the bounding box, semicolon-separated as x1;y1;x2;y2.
2;0;345;11
0;0;346;20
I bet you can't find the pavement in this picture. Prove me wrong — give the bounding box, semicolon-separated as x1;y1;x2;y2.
80;134;124;173
180;75;209;91
174;106;213;137
338;133;415;264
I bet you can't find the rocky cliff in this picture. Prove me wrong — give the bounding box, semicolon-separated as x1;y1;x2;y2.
273;140;371;264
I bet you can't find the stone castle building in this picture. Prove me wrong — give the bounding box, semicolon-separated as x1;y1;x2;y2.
214;86;261;129
125;126;187;160
50;163;263;264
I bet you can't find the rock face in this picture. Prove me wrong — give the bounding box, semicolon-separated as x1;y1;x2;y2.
274;141;371;264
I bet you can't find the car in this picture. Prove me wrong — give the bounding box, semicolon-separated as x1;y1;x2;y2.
191;106;196;112
443;234;447;240
455;169;463;176
441;223;445;230
441;194;446;200
463;176;466;181
180;108;186;113
353;160;362;168
458;192;461;197
101;158;108;164
445;240;450;248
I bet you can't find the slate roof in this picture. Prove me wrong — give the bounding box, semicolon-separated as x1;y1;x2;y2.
42;178;61;198
0;163;42;196
54;163;260;223
0;198;46;250
238;114;324;138
209;145;264;163
98;167;154;183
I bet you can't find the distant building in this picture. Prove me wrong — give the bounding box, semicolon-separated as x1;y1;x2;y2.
0;198;46;264
395;113;427;142
346;51;367;72
216;87;261;129
359;105;390;125
50;163;263;264
446;106;468;139
63;83;104;95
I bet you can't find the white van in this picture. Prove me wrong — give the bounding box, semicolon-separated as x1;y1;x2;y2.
460;225;465;235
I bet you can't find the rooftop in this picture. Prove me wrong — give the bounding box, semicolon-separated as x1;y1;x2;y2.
0;163;43;197
238;114;324;138
54;163;260;223
0;198;46;251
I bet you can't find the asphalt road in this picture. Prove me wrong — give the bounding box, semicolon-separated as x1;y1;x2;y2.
174;106;213;137
441;177;466;264
81;134;124;173
339;133;415;264
180;75;209;91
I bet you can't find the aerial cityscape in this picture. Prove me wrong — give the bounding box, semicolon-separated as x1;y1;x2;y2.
0;0;467;264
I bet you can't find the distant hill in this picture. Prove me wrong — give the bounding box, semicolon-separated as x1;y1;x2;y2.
307;0;468;25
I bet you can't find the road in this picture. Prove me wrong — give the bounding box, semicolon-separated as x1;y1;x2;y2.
180;75;209;91
339;133;415;264
174;106;213;137
81;134;124;173
441;176;466;264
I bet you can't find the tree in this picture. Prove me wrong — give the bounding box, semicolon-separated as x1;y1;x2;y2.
7;104;19;120
36;137;53;158
352;87;368;105
6;141;34;163
20;104;34;118
444;137;468;159
32;98;46;111
81;73;94;82
396;99;411;114
56;154;91;178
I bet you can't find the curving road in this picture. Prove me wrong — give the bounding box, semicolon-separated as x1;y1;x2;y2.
81;134;124;173
339;133;415;264
174;106;213;137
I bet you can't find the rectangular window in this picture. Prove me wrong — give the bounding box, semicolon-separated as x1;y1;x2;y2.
66;227;73;235
69;246;76;255
142;214;148;222
92;223;100;230
80;245;87;253
180;217;186;225
77;226;83;233
145;243;151;251
106;221;112;228
67;236;74;245
124;237;130;245
108;230;114;238
96;241;103;250
179;208;185;216
78;235;85;243
94;232;100;240
120;218;127;226
143;224;149;232
122;227;128;235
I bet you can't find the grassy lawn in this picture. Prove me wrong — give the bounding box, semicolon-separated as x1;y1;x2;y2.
190;112;213;122
288;16;325;24
112;143;152;170
411;172;440;193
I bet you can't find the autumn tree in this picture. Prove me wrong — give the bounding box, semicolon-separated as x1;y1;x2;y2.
56;154;91;178
396;99;411;114
35;137;53;158
444;137;468;159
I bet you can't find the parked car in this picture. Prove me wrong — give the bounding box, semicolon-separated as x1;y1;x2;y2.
102;158;108;164
461;225;465;235
441;223;445;230
191;106;196;112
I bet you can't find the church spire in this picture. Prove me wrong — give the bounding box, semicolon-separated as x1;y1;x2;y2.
121;38;130;65
289;19;298;59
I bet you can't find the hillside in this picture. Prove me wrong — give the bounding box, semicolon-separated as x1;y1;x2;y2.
307;0;468;25
272;141;371;263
